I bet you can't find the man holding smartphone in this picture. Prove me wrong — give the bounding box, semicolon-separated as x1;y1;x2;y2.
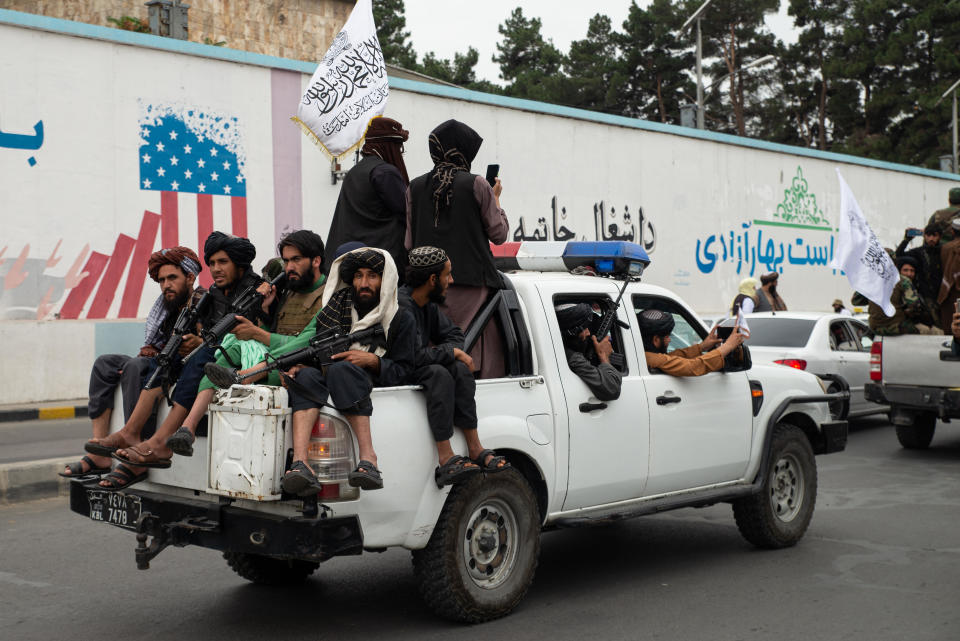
638;310;746;376
896;222;943;325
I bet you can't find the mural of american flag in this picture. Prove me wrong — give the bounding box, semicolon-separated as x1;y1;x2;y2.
59;107;249;319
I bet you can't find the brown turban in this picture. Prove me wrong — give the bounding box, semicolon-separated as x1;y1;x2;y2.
148;246;202;282
361;116;410;184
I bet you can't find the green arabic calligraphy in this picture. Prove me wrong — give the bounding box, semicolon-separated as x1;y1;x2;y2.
774;166;829;227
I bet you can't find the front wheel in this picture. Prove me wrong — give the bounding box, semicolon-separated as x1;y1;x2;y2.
895;413;936;449
412;469;541;623
733;423;817;549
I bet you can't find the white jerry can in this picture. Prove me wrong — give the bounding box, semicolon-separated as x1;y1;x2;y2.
207;384;291;501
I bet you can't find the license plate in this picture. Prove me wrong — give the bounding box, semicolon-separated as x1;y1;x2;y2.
86;489;142;529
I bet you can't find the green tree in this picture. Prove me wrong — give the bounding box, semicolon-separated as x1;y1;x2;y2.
561;14;627;113
693;0;779;136
373;0;417;69
619;0;695;123
493;8;566;101
419;47;502;93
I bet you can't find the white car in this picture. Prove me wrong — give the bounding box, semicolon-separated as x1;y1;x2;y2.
744;311;887;419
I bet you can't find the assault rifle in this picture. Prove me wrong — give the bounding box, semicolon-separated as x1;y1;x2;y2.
143;291;210;390
203;325;385;389
181;271;286;367
589;276;636;370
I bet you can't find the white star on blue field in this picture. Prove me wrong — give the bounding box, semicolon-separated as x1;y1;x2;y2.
138;114;245;197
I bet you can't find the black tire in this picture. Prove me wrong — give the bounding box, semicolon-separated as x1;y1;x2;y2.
733;423;817;549
223;551;319;586
895;413;936;449
827;381;849;420
411;469;541;623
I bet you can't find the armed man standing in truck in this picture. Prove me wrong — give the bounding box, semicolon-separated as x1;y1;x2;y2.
555;302;623;401
162;230;328;458
401;246;509;487
59;247;204;479
927;187;960;242
638;310;746;376
896;223;943;325
87;232;267;489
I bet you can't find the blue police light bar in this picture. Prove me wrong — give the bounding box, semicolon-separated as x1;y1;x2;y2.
492;240;650;277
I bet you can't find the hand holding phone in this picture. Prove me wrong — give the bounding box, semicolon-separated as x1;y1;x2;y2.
485;163;500;187
905;227;923;238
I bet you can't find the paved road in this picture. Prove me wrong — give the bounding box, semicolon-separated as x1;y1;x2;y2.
0;417;89;464
2;418;959;640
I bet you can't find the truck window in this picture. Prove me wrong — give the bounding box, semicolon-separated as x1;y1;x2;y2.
553;294;629;374
632;294;705;352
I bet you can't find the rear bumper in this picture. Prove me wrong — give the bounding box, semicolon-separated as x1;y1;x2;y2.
69;481;363;566
865;383;960;418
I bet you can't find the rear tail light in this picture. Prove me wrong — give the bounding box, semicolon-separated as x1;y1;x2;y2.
306;414;359;501
749;380;764;416
774;359;807;370
870;339;882;381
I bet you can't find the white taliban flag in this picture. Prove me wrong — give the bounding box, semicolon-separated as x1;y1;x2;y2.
293;0;388;158
830;169;898;316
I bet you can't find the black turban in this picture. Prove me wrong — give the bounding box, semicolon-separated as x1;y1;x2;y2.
428;119;484;214
338;248;385;283
638;309;675;338
555;303;594;337
204;231;256;269
334;241;367;261
760;272;779;286
895;256;919;272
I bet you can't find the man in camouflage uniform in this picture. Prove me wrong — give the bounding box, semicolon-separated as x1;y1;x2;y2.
863;257;941;336
927;187;960;242
895;223;942;323
939;219;960;331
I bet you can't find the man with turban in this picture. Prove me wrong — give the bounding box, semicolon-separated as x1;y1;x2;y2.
86;232;268;488
324;116;410;276
401;246;509;487
205;247;416;492
555;302;623;401
162;230;329;457
406;119;510;378
730;277;759;317
60;246;204;480
868;256;942;336
754;272;787;311
638;309;745;377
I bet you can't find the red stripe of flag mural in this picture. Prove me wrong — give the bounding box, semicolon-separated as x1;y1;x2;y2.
48;106;248;319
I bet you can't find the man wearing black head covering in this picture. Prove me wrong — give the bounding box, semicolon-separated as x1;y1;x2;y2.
324;116;410;275
754;272;787;311
406;119;510;378
638;310;744;376
555;303;622;401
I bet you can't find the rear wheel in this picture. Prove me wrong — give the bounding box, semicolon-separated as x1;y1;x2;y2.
412;469;541;623
733;423;817;549
895;413;936;449
827;380;849;420
223;551;319;585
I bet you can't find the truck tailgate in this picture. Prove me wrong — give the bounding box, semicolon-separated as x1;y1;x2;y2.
881;335;959;388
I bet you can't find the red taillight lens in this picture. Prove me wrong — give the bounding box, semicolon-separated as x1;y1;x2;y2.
869;339;882;381
774;359;807;370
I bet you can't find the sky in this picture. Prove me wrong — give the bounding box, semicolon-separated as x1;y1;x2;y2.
402;1;797;85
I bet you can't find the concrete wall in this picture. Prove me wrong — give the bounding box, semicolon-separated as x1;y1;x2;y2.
1;9;958;403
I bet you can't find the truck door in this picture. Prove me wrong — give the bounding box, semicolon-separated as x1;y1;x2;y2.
541;284;650;510
633;295;753;496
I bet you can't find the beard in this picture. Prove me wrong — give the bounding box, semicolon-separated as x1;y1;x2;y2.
768;284;778;297
354;287;380;318
286;266;313;292
163;287;190;314
427;279;446;304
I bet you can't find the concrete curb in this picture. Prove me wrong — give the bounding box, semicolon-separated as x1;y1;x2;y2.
0;405;87;423
0;457;77;505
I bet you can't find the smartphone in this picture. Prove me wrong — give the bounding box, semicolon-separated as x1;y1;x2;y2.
906;227;923;237
485;163;500;187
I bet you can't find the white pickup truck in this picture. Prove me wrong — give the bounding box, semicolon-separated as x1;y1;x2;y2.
864;334;960;449
69;241;847;623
